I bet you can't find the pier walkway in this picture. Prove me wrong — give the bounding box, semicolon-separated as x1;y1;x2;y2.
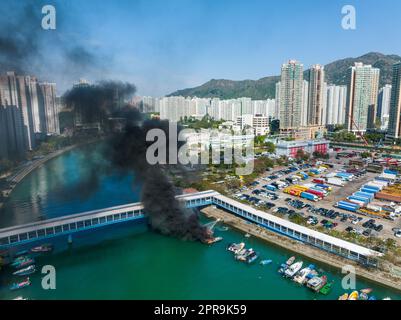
0;190;381;267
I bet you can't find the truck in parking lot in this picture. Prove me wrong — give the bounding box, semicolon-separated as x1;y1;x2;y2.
327;178;345;187
300;192;319;202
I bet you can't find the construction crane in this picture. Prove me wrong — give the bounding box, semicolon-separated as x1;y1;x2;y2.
344;108;369;146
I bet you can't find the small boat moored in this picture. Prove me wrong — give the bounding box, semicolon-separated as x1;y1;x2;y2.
9;278;31;291
13;265;36;276
284;261;303;278
338;293;349;300
30;243;53;253
348;291;359;300
286;256;296;266
260;259;272;266
307;275;327;292
319;282;333;295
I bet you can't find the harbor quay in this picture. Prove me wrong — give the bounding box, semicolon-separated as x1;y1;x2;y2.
201;205;401;293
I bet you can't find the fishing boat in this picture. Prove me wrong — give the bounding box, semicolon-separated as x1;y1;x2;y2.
359;292;369;300
319;282;333;295
246;251;259;264
204;237;223;245
293;266;312;284
383;297;391;300
338;293;349;300
13;296;28;300
244;233;251;238
227;243;245;254
9;278;31;291
360;288;373;294
286;256;296;265
307;275;327;292
348;291;359;300
30;243;53;253
284;261;303;278
12;265;36;276
278;263;288;274
236;248;255;262
368;296;377;300
11;257;35;269
260;259;272;266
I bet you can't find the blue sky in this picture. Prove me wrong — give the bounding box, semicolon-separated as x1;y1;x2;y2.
9;0;401;95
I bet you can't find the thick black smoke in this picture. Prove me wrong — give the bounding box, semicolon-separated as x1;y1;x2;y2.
0;1;110;85
63;81;137;124
63;81;210;241
108;108;210;241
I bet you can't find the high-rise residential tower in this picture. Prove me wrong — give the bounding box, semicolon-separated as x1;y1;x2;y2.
345;63;380;133
279;60;304;130
377;85;392;130
300;80;309;126
388;63;401;139
307;65;325;126
326;85;347;125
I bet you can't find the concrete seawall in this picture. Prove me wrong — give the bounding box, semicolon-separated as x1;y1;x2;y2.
202;205;401;293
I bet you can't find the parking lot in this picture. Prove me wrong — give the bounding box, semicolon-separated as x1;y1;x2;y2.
231;160;401;246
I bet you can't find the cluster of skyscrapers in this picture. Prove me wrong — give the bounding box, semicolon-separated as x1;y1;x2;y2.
145;59;401;141
0;71;60;160
276;61;347;138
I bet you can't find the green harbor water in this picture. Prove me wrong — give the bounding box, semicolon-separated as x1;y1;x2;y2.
1;144;401;300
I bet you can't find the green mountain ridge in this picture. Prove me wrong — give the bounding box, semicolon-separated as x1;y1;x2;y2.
168;52;401;100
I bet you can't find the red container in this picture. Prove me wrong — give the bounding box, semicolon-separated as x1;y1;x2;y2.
313;178;325;184
306;189;324;198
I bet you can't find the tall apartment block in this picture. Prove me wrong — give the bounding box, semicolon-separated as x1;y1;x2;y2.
279;60;304;131
307;65;325;126
0;71;60;160
388;63;401;139
345;63;380;133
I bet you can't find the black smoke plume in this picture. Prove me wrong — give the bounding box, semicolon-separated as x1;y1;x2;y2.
108;109;210;241
63;81;210;241
63;81;136;125
0;1;110;87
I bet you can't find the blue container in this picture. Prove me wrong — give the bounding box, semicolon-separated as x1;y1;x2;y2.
354;191;374;200
315;183;330;190
363;185;381;191
384;170;398;175
337;204;358;212
300;192;318;201
348;196;369;204
338;201;359;209
360;188;377;194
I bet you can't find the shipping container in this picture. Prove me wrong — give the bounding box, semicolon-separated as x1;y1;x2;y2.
306;189;324;198
315;183;332;191
327;178;345;187
348;195;369;203
354;191;374;200
362;184;381;191
338;200;360;208
300;192;319;202
375;192;401;203
360;188;377;195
